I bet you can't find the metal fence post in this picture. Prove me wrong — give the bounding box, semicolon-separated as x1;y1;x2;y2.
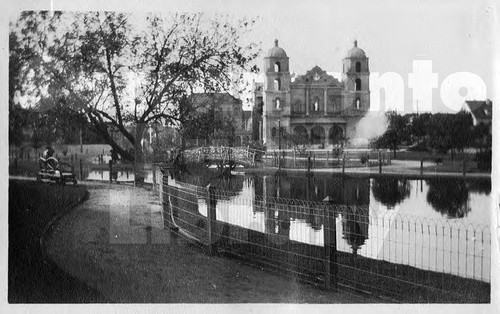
109;160;113;183
462;159;466;176
420;158;424;176
79;159;83;180
342;154;345;173
307;153;311;173
207;184;217;255
152;165;157;190
324;205;337;288
162;170;175;230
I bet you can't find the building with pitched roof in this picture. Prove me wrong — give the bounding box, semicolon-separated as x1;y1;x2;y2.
462;99;492;127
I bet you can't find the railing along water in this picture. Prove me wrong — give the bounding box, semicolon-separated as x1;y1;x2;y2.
160;170;490;303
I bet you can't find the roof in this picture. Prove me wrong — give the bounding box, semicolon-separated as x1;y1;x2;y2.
267;39;287;58
292;65;342;86
346;40;366;59
464;100;492;121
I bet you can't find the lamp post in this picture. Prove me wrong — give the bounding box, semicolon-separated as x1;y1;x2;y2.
278;119;281;151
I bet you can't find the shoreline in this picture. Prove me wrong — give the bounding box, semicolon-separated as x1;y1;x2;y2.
238;166;491;180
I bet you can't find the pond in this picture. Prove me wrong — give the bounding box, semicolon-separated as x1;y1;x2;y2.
170;169;491;282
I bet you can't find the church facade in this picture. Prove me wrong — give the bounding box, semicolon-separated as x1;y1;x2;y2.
252;40;370;148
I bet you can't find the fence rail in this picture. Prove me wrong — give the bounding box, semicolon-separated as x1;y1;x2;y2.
261;150;391;170
160;172;490;303
182;146;258;166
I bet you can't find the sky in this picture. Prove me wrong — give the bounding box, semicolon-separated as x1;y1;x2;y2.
5;0;497;114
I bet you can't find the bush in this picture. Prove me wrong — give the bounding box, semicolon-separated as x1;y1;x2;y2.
360;154;369;164
476;149;491;171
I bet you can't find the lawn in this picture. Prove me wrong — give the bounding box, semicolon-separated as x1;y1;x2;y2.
8;179;106;303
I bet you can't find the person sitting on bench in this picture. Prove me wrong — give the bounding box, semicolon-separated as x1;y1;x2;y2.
39;146;58;171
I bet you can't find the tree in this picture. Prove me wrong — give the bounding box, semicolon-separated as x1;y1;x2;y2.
425;113;473;161
180;106;236;147
372;111;409;157
11;11;259;162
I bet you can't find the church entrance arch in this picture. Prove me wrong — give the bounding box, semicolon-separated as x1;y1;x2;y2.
328;125;344;145
310;125;325;145
293;126;308;145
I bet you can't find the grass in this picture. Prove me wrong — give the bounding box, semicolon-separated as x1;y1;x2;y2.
8;179;106;303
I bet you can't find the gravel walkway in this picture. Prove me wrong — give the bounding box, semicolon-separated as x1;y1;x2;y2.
45;182;372;303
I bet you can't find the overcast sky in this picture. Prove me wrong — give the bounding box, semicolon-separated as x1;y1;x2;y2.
7;0;496;113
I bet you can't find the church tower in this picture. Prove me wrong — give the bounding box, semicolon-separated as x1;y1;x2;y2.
263;39;291;147
342;40;370;114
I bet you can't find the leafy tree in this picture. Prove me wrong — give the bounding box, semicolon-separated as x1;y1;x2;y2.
471;122;491;151
180;104;236;147
449;111;473;156
372;111;409;157
11;11;259;162
425;113;473;161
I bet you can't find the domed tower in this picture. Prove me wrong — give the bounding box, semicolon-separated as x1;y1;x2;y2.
342;40;370;114
263;39;291;147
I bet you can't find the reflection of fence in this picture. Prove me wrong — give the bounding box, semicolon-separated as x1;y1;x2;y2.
262;150;391;169
161;174;490;303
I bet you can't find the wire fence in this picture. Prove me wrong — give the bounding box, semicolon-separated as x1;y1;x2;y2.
160;171;490;303
261;150;391;170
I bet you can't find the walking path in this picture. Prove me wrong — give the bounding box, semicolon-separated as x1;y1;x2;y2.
243;160;490;179
44;182;371;303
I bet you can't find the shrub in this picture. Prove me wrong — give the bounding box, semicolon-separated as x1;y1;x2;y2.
476;149;491;171
360;154;369;164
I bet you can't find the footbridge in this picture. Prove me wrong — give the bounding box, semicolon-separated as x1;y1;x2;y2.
182;146;260;168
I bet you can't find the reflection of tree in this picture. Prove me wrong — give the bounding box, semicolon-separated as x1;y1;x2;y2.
341;206;369;255
371;178;411;209
467;179;491;195
426;179;470;219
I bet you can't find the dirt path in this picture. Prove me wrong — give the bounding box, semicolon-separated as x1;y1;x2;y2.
45;182;372;303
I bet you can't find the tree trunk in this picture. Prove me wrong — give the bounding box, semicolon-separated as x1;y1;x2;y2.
135;122;146;164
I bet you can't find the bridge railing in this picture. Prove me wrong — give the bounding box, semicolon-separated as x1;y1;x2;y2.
181;146;258;166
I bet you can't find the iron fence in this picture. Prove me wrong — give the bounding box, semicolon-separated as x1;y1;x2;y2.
160;172;490;303
262;150;391;170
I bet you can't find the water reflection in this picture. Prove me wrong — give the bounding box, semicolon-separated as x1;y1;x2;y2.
170;171;490;280
257;175;370;205
371;178;411;209
426;179;470;219
341;206;369;255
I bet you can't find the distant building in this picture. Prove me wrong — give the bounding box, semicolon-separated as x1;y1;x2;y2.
189;93;252;146
462;100;492;127
253;40;371;148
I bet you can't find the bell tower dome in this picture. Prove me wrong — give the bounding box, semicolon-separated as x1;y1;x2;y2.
263;39;291;147
342;40;370;113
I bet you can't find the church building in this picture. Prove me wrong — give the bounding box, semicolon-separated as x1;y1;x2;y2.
252;40;370;148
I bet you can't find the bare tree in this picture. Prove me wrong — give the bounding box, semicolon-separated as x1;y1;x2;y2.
11;11;260;162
